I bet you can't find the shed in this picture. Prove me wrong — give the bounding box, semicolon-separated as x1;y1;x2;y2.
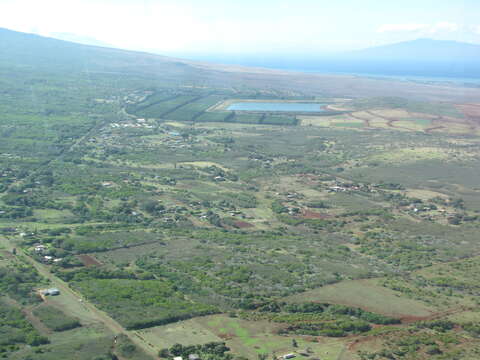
43;288;60;296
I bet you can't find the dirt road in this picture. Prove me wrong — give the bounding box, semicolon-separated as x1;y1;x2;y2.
0;236;159;359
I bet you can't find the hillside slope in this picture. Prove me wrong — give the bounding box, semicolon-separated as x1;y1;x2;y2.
1;27;480;102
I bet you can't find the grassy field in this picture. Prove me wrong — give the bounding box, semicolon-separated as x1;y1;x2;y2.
33;304;81;331
141;314;347;360
286;279;435;318
9;326;114;360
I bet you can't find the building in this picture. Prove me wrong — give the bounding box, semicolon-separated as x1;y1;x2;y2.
188;354;200;360
34;244;46;252
42;288;60;296
282;354;296;360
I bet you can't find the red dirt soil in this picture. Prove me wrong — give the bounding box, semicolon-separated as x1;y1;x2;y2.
399;306;465;324
78;254;102;267
302;209;330;219
456;104;480;126
233;221;254;228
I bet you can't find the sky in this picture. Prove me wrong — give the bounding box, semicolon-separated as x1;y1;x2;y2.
0;0;479;56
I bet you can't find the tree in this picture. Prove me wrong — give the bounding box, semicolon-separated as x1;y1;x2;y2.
258;354;268;360
159;348;170;358
170;344;184;357
292;339;298;348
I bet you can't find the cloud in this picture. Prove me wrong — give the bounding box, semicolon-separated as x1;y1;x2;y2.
378;22;460;34
377;23;428;33
471;25;480;35
430;22;459;33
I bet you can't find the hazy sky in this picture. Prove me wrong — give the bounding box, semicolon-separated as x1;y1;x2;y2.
1;0;479;55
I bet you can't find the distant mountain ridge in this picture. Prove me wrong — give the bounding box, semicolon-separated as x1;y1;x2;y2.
346;38;480;61
175;39;480;80
1;27;480;102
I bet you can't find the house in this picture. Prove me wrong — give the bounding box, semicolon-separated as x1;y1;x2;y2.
283;354;296;360
328;186;344;192
188;354;200;360
173;357;183;360
43;255;54;263
34;245;46;252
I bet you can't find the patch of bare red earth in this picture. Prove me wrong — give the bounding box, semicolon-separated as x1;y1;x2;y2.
301;209;331;219
233;221;254;228
456;103;480;130
78;254;102;267
218;333;235;340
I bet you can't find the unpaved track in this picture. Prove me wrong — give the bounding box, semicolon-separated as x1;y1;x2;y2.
0;236;158;359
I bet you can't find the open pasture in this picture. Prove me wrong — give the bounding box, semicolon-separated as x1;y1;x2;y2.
141;314;347;360
286;279;435;318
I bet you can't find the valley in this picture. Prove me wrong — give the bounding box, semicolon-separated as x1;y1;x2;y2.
0;27;480;360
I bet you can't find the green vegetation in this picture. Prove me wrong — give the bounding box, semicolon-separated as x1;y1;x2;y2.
73;277;217;329
248;302;399;337
1;26;480;359
33;305;81;332
0;300;48;356
0;262;43;304
159;342;232;360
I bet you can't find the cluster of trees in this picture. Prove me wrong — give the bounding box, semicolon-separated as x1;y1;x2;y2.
71;277;217;330
159;342;231;360
282;318;371;337
357;327;460;359
0;264;43;304
255;301;399;337
0;301;49;356
0;206;33;219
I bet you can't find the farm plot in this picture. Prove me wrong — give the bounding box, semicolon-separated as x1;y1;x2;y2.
168;95;225;121
133;95;199;118
126;92;177;114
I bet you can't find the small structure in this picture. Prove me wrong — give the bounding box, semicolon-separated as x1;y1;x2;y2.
283;354;296;360
42;288;60;296
173;357;183;360
188;354;200;360
34;244;46;252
